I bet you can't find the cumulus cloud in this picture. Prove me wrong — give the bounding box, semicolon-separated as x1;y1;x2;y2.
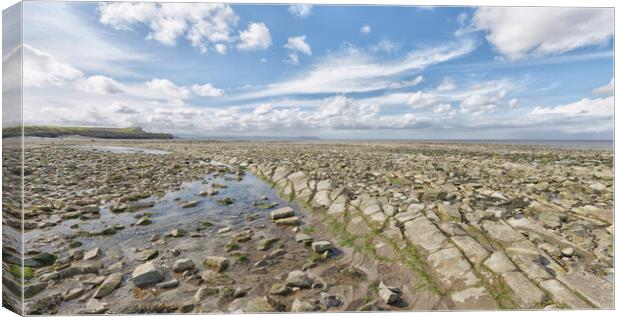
459;87;506;115
509;98;519;109
146;78;192;102
253;103;273;115
191;83;224;97
530;96;613;117
24;44;83;87
285;35;312;55
593;78;614;95
360;24;371;34
98;3;241;53
77;75;125;94
436;77;456;91
237;22;272;51
288;4;313;18
472;7;613;60
284;35;312;64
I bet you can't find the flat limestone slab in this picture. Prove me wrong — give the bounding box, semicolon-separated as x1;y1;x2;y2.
539;279;591;309
404;216;448;253
556;270;613;308
450;287;497;310
481;220;525;246
501;271;545;308
427;247;479;290
450;235;489;266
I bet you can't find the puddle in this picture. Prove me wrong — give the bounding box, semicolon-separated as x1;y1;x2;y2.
67;145;170;155
26;170;304;257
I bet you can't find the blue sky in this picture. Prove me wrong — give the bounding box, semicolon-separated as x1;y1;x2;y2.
13;2;614;139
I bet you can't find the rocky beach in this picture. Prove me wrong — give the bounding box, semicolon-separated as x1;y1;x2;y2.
2;138;614;313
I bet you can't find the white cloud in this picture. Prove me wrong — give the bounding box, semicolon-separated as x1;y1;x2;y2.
509;98;519;109
237;39;476;99
288;4;313;18
191;83;224;97
472;7;613;60
77;75;125;95
433;103;453;114
370;40;400;55
237;22;272;51
387;75;424;89
593;78;614;95
23;44;83;87
459;86;506;115
25;2;150;76
361;24;372;34
214;43;228;55
407;91;441;109
253;103;273;115
287;53;300;65
285;35;312;55
530;96;613;117
98;3;240;53
146;78;192;101
436;77;456;91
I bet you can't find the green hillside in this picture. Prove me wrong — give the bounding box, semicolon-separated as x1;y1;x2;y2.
2;126;174;139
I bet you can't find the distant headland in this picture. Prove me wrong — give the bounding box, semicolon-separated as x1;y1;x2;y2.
2;126;174;139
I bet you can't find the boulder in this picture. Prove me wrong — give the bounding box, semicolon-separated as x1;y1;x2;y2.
132;261;164;287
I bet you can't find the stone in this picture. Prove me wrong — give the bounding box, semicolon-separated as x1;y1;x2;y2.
403;216;448;253
136;216;152;226
291;298;320;312
561;247;574;256
257;237;279;251
451;235;489;265
285;270;312;288
311;241;333;253
295;233;313;243
484;252;517;274
203;256;229;272
556;270;613;308
80;299;108;314
194;286;218;302
169;228;188;237
378;281;401;304
427;247;478;290
156;279;179;289
320;292;342;308
481;221;525;245
93;273;123;298
538;211;562;229
64;287;86;301
539;279;590;309
132;261;165;287
83;247;101;261
137;248;159;261
269;283;291;296
501;271;545;308
275;216;300;226
244;297;275;312
24;282;48;298
182;200;199;208
270;207;294;220
173;258;195;273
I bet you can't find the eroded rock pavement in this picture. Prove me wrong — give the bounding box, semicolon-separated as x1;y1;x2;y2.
2;139;614;313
